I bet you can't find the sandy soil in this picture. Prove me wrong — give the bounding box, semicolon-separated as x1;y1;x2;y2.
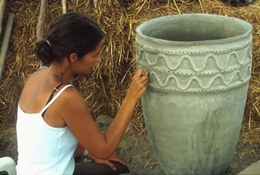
119;123;260;175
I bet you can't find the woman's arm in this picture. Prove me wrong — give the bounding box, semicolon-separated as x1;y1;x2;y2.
59;69;148;159
74;144;85;158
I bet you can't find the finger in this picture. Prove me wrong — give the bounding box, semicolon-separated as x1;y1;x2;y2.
139;76;148;83
134;69;143;77
96;160;117;171
137;77;149;86
136;73;148;83
109;156;127;165
142;80;149;87
140;85;148;94
134;69;147;79
105;161;117;171
141;70;148;77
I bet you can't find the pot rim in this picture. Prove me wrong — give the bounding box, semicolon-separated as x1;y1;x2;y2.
135;13;253;46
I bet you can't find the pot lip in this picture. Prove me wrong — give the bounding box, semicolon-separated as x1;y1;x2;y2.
135;13;253;46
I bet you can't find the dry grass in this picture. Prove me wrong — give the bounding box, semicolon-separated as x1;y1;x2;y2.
0;0;259;147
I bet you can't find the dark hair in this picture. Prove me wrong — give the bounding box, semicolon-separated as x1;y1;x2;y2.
35;12;104;65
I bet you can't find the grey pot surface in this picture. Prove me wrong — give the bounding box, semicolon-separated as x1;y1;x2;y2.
136;13;253;175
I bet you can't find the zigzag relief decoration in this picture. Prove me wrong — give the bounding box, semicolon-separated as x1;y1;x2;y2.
137;58;251;78
136;46;252;75
147;64;251;92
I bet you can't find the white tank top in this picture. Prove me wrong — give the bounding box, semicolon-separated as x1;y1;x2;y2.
16;84;78;175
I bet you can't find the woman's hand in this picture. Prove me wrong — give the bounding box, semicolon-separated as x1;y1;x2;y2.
88;153;126;170
126;69;148;103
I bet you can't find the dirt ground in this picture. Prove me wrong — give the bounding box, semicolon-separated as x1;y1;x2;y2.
1;114;259;175
115;117;260;175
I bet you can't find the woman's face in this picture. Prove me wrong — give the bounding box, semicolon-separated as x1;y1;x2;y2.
73;41;103;74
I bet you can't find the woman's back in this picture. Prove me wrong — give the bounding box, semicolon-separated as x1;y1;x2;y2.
16;75;78;175
19;69;59;114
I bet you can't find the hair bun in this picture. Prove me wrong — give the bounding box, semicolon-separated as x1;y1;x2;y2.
35;40;54;65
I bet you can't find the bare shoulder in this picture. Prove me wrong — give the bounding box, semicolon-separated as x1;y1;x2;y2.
56;85;91;124
59;85;81;99
57;85;85;106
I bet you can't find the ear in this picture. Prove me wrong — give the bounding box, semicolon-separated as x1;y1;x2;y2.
68;53;79;63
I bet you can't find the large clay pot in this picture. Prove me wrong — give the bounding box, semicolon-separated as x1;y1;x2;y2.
136;14;252;175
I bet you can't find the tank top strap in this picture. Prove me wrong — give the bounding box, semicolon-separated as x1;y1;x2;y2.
40;84;74;115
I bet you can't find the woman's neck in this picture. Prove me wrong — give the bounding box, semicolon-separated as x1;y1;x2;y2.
48;63;73;84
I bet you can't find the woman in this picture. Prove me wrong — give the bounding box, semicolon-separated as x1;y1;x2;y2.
16;12;148;175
